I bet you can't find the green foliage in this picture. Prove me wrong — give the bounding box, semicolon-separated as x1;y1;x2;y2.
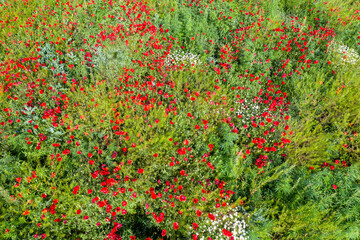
287;68;360;167
1;0;360;239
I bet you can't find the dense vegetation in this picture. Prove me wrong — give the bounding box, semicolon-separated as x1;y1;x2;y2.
0;0;359;239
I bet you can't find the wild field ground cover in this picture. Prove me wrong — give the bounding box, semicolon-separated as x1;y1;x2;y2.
0;0;360;239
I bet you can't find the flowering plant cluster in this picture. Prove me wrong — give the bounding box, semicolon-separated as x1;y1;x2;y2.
164;51;203;68
0;0;360;239
234;97;268;130
195;207;249;240
330;41;360;67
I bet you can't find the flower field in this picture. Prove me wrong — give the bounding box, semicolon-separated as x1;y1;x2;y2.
0;0;360;239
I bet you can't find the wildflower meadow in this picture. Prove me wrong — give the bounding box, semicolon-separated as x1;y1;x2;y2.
0;0;360;239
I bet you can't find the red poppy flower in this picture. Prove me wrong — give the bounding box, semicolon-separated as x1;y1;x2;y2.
73;186;80;195
179;195;186;201
196;210;202;217
222;229;233;237
173;222;179;230
208;213;216;221
151;191;157;199
101;187;109;194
